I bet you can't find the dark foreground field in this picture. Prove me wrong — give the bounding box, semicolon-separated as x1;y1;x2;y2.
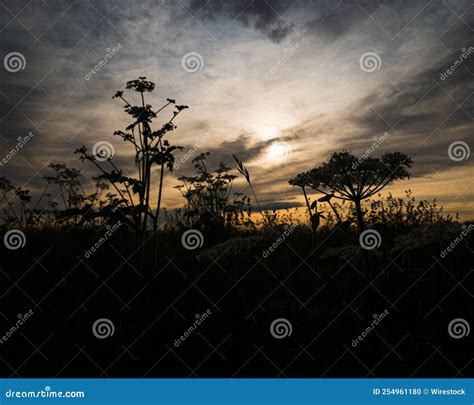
1;216;472;377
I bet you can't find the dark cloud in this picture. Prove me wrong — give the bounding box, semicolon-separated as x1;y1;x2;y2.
342;31;473;176
187;0;470;44
188;0;295;43
172;134;267;176
305;0;472;43
303;0;379;41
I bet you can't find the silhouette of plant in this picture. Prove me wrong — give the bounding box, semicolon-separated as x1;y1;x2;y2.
0;162;133;230
290;150;412;278
0;176;20;225
175;152;251;234
75;77;188;270
290;151;412;235
232;153;276;228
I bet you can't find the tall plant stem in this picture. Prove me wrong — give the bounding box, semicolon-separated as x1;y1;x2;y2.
302;186;318;282
152;163;165;268
328;201;342;223
354;198;373;312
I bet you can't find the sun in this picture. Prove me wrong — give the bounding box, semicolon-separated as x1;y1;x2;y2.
267;142;292;163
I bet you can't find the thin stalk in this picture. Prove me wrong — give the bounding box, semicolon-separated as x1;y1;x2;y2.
302;186;318;281
152;162;165;267
328;201;342;223
2;190;19;221
34;183;50;210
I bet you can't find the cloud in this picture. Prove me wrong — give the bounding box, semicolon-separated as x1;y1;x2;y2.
188;0;296;43
188;0;383;43
0;0;473;218
340;29;473;176
303;0;380;41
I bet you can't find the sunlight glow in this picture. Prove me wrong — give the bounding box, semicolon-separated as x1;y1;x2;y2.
268;142;292;163
259;126;278;140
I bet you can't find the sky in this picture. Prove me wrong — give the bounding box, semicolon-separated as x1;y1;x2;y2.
0;0;473;218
